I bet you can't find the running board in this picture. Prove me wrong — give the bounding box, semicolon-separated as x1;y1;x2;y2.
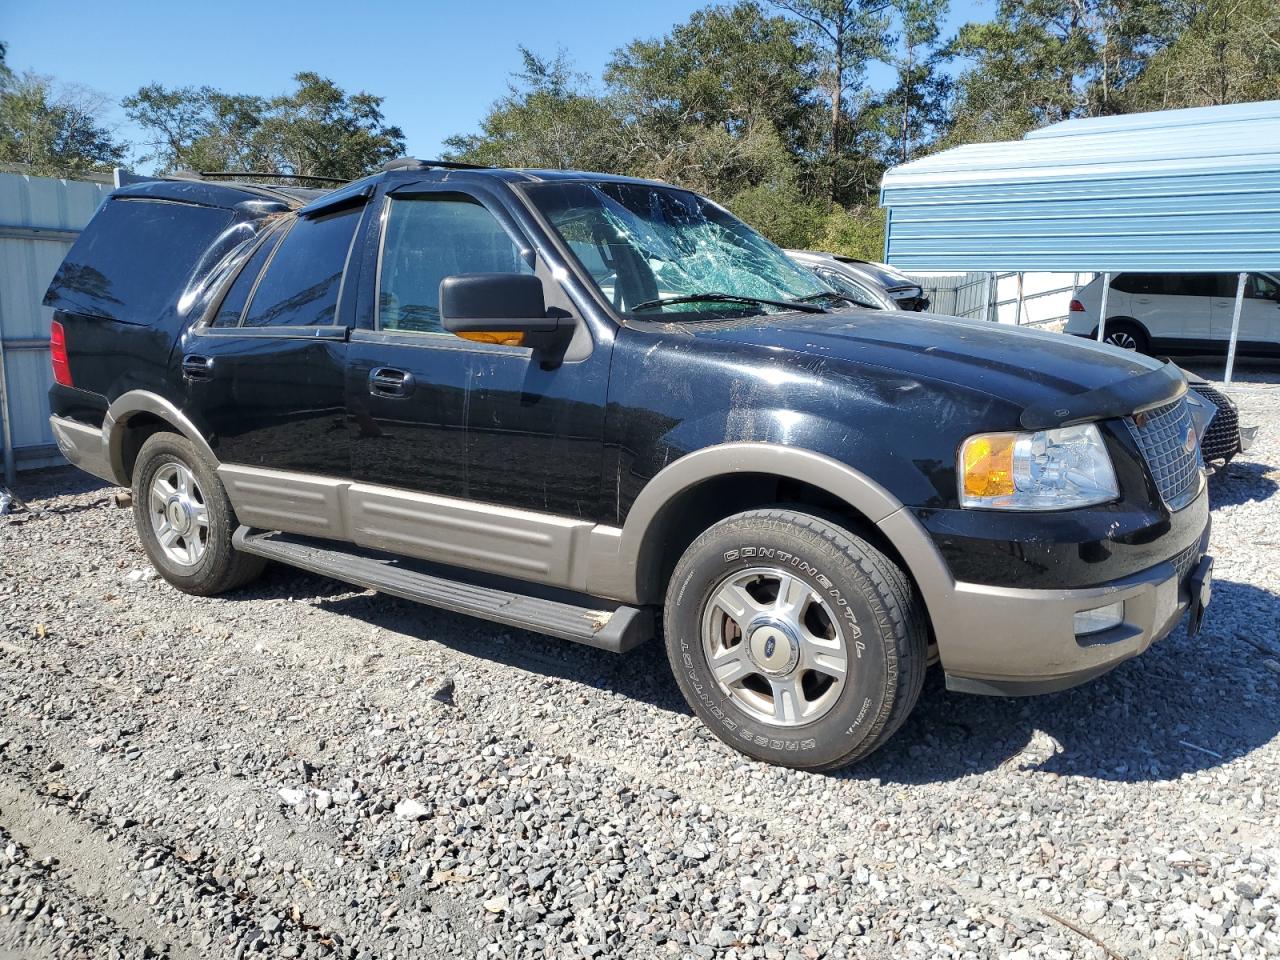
232;528;652;653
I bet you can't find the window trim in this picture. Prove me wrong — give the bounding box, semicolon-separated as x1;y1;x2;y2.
372;189;537;338
238;207;363;331
198;218;290;332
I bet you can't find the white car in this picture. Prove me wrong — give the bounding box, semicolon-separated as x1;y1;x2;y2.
1065;272;1280;356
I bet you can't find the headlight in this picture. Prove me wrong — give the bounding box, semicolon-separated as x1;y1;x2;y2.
959;424;1119;510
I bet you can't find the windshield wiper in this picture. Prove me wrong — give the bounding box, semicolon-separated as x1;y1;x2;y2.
796;291;869;308
630;292;828;315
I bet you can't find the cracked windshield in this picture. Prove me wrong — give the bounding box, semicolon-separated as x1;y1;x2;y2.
525;181;844;318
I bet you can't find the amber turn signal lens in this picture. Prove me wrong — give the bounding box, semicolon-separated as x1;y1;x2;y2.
960;433;1016;499
456;330;526;347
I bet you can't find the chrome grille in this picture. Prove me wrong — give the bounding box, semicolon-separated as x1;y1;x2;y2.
1125;398;1203;511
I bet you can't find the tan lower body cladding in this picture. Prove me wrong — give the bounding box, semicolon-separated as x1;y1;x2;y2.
217;464;617;595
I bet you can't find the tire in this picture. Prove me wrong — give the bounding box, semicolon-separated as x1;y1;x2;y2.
131;432;265;596
663;509;928;771
1100;319;1149;354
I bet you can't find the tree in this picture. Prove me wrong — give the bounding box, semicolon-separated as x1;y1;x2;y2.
256;73;405;180
125;73;405;180
769;0;892;198
607;2;817;149
1124;0;1280;109
0;71;125;177
605;3;818;197
444;47;623;171
944;0;1176;146
123;84;267;173
879;0;951;164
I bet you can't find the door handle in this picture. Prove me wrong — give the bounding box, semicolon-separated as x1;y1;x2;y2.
182;354;214;381
369;366;415;398
1135;298;1152;304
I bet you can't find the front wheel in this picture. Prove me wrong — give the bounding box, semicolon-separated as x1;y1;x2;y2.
663;509;928;770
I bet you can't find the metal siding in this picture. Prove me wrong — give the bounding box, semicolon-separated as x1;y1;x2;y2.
880;102;1280;273
0;173;111;473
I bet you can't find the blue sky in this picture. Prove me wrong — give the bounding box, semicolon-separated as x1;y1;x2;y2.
1;0;985;170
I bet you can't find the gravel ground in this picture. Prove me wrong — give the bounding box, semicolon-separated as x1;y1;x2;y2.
2;384;1278;960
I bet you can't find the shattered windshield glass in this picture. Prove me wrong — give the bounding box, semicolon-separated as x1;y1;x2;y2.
524;181;836;318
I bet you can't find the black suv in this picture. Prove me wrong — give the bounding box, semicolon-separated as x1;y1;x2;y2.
46;161;1213;770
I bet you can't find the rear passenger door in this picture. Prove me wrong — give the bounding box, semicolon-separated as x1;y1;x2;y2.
1213;272;1280;354
182;195;371;474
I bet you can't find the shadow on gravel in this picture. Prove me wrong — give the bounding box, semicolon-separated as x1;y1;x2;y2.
1209;461;1278;508
261;562;1280;788
302;582;694;716
847;578;1280;786
23;467;1278;786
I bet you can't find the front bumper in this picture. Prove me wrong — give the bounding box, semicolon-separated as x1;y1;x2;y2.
940;526;1211;696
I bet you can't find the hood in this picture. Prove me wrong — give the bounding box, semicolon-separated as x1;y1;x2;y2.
665;307;1178;422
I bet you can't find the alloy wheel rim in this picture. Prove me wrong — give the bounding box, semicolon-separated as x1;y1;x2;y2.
1106;331;1138;350
148;460;209;567
700;566;849;727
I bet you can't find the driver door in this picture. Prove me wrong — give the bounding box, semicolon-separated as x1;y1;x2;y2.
344;184;611;524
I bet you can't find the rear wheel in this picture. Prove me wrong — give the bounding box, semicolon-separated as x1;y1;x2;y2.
663;509;928;770
1101;319;1149;354
132;433;265;596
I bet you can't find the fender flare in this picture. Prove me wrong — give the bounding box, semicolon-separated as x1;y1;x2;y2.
584;442;955;631
103;390;219;485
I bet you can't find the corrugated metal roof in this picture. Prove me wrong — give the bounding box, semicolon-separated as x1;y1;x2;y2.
0;172;112;473
881;100;1280;272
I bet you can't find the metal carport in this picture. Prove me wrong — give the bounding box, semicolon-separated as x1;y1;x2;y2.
880;99;1280;385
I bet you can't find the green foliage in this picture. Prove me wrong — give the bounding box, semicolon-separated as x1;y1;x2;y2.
123;73;404;180
0;71;124;177
442;47;623;171
5;0;1278;255
1122;0;1280;109
811;203;887;261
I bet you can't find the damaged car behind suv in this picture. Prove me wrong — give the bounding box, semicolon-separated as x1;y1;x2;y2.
46;161;1212;770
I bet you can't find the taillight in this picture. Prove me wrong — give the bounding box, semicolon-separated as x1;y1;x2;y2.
50;320;72;387
1069;299;1086;313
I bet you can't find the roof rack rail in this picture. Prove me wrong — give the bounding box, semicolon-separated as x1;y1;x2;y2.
198;170;351;185
380;158;491;173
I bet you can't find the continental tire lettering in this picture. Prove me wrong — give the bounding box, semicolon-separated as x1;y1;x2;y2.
738;543;866;657
846;696;872;734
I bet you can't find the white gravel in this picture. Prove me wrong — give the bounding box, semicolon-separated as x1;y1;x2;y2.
1;384;1278;960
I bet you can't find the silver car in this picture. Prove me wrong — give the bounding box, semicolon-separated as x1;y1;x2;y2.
787;250;928;311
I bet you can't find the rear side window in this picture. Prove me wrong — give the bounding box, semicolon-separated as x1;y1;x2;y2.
1172;274;1229;297
1111;273;1157;294
241;207;362;328
43;198;232;324
210;222;288;327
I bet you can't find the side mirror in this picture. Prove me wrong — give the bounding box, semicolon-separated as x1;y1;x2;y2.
440;274;573;358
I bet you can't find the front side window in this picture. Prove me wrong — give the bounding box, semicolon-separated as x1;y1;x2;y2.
1248;273;1279;300
241;206;362;328
525;181;832;318
378;195;532;334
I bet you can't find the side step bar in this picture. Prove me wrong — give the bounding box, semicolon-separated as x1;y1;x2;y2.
232;528;652;653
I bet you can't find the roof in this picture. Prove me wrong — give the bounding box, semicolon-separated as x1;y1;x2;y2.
110;165;677;213
880;99;1280;273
